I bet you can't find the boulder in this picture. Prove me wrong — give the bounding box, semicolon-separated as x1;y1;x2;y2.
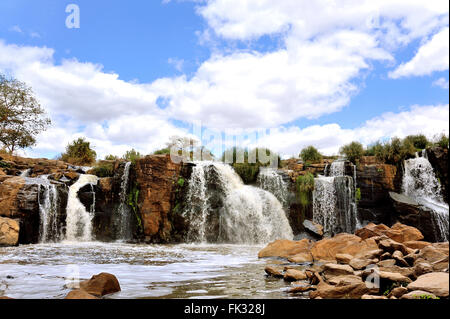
309;281;377;299
362;268;412;285
323;263;354;277
310;234;378;262
387;286;408;298
377;259;396;268
258;238;312;259
413;262;433;277
303;219;323;238
327;275;363;286
288;284;316;293
0;217;19;246
264;266;284;278
404;241;432;250
378;238;412;255
79;273;121;297
335;253;353;265
392;250;409;267
65;289;99;299
416;244;449;264
284;269;308;281
361;295;387;299
400;290;439;299
349;258;376;270
287;252;313;263
407;272;449;297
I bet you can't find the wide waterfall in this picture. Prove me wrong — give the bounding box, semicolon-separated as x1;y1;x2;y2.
116;162;131;240
403;153;449;242
256;167;289;207
183;161;293;244
313;161;359;236
65;174;99;241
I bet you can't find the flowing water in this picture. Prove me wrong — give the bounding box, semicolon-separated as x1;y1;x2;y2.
37;177;60;243
65;174;99;241
403;153;449;242
256;167;289;207
116;162;132;240
0;243;304;299
183;162;293;244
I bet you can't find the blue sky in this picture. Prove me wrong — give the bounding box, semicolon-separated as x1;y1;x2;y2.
0;1;449;158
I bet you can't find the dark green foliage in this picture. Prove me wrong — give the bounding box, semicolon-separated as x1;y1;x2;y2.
296;173;315;207
177;177;185;187
127;183;142;233
221;147;281;184
433;133;449;149
404;134;430;150
299;146;322;163
59;137;97;165
372;137;416;165
90;162;114;177
0;160;12;168
340;141;364;165
153;148;170;155
104;154;118;160
356;188;361;202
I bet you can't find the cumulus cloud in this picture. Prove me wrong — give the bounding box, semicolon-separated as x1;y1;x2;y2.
389;27;449;78
433;77;450;89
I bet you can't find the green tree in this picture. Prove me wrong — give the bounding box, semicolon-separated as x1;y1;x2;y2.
296;173;315;207
300;146;322;163
404;134;430;150
0;74;51;153
433;133;449;149
340;141;364;165
122;148;142;164
104;154;118;160
60;137;97;165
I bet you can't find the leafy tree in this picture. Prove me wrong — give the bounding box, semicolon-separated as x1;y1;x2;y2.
0;74;51;153
296;173;315;207
374;137;416;164
404;134;430;150
433;133;449;149
299;146;322;163
104;154;118;160
153;148;170;155
60;137;97;165
122;148;142;164
340;141;364;165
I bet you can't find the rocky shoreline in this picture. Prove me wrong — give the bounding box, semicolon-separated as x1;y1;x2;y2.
259;222;449;299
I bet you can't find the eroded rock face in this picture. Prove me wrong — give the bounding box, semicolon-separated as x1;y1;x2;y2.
0;217;19;246
355;222;424;243
426;146;448;203
407;272;449;298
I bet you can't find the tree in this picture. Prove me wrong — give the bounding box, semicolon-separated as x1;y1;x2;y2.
299;146;322;163
122;148;142;164
60;137;97;165
404;134;430;150
340;141;364;165
0;74;51;153
104;154;118;160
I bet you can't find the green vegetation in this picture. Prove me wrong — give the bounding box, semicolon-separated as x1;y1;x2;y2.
299;146;322;163
90;162;114;177
0;160;12;168
355;188;361;202
404;134;430;150
0;74;51;154
59;137;97;165
221;147;281;184
127;183;142;233
177;177;185;188
153;148;170;155
296;173;315;207
414;294;440;300
122;148;142;164
340;141;364;165
104;154;118;160
433;133;449;149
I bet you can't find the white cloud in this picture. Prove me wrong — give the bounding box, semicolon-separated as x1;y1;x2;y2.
433;77;449;89
9;25;23;34
389;27;449;78
168;57;184;72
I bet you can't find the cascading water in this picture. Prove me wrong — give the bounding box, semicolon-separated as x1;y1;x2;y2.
116;162;131;240
403;153;449;242
256;167;289;207
20;169;31;177
183;161;293;244
313;161;360;236
65;174;99;242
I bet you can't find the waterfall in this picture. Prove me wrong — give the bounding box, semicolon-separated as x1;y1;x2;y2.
116;162;131;240
20;169;31;177
313;160;360;236
65;174;99;241
37;176;60;243
403;155;449;242
256;167;289;207
183;161;293;244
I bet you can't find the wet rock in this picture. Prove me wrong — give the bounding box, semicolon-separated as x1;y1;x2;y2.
79;272;121;297
287;252;313;263
302;219;323;238
426;146;448;203
0;217;19;246
284;269;308;281
65;289;99;299
288;284;316;294
264;266;284;278
407;272;449;297
258;238;313;259
400;290;438;299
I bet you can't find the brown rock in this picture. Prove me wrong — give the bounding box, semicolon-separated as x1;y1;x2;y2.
379;266;414;278
407;272;449;297
258;238;312;259
335;253;353;264
303;219;324;237
392;250;410;267
288;284;316;293
264;266;284;278
284;269;308;281
431;256;449;272
404;241;432;250
362;268;412;284
417;245;449;264
361;295;387;299
349;258;376;270
287;252;313;263
355;222;424;243
378;259;396;267
309;281;377;299
328;275;363;286
413;262;433;277
323;263;354;277
0;296;13;299
387;286;408;298
0;217;19;246
378;238;412;255
65;289;99;299
401;290;438;299
79;272;121;297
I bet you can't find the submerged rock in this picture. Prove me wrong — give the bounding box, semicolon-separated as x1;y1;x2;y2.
65;289;99;299
79;272;121;297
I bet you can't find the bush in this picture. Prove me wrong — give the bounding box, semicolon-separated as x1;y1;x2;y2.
90;162;114;177
104;154;118;160
296;173;315;207
374;137;416;164
59;137;96;165
433;133;449;149
339;141;364;165
404;134;430;150
123;148;142;164
300;146;322;163
153;148;170;155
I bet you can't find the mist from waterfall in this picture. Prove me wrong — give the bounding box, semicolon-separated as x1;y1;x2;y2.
116;162;132;240
256;167;289;207
403;153;449;242
65;174;99;241
183;161;293;244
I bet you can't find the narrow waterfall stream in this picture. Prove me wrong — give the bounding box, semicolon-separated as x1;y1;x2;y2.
183;161;293;244
313;161;360;236
116;162;131;240
403;152;449;242
65;174;99;242
256;167;289;207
